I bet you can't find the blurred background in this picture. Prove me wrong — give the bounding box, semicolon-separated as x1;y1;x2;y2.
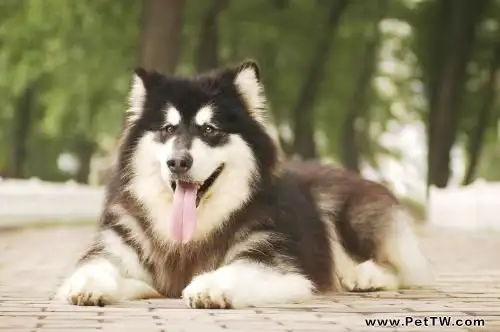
0;0;499;229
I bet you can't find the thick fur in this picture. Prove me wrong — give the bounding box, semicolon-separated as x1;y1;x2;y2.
57;60;433;309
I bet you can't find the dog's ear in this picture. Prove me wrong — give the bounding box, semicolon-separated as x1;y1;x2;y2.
127;68;148;121
235;59;261;82
231;59;267;123
127;68;163;122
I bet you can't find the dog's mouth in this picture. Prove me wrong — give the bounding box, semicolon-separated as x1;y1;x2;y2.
170;164;224;207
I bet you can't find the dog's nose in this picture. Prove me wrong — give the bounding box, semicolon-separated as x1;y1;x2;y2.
166;154;193;174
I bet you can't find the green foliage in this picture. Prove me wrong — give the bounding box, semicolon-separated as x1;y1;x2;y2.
0;0;140;178
1;0;499;185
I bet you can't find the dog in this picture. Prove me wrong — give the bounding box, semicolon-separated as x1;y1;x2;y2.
56;60;433;309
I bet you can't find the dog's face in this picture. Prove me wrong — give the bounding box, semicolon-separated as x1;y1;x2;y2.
121;61;278;242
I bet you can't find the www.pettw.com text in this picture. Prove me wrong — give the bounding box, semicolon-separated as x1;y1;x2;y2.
365;316;486;328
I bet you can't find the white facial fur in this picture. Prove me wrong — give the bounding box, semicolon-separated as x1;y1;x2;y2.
156;106;182;183
126;66;266;243
157;105;221;185
194;105;214;126
129;106;258;243
165;105;181;126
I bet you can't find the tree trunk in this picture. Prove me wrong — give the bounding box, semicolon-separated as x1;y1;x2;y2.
426;0;488;188
73;94;103;184
195;0;228;72
340;0;385;172
75;138;97;184
9;82;39;178
137;0;185;74
462;39;500;185
339;39;377;173
291;0;350;160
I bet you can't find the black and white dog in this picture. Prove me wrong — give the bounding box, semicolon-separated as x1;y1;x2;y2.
57;61;433;309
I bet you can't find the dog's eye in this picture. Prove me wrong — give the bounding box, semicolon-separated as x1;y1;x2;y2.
163;125;176;134
201;125;217;136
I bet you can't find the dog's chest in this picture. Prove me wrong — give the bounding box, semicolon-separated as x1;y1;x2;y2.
146;244;224;298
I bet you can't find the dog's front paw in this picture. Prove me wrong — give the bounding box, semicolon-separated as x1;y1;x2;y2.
182;272;234;309
56;259;120;306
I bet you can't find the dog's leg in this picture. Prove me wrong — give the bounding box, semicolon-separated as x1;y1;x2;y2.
333;239;400;292
336;209;433;292
182;260;314;309
56;230;160;306
56;257;159;306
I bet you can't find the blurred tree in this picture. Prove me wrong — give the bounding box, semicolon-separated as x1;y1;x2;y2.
463;38;500;185
1;0;499;198
292;0;350;159
0;0;141;181
340;0;387;173
137;0;185;74
415;0;490;188
8;76;44;178
195;0;228;72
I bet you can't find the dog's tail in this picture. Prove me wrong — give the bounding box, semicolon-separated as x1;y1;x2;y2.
383;208;435;288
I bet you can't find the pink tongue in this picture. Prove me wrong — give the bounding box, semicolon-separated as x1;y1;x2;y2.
170;182;198;243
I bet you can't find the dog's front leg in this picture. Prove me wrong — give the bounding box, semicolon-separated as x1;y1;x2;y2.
56;257;159;306
182;260;314;309
56;228;160;306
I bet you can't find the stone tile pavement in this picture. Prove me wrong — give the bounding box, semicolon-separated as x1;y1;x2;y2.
0;225;499;331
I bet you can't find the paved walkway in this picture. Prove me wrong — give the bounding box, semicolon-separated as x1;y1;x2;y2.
1;225;499;332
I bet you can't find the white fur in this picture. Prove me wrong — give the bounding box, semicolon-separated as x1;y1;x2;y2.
130;131;257;243
383;210;435;288
194;105;214;126
342;260;399;291
109;205;153;259
156;136;177;184
234;68;266;123
326;223;397;291
165;106;181;126
126;74;146;122
56;257;158;306
128;132;173;241
330;238;399;291
333;209;434;291
331;239;358;290
57;224;159;305
182;260;314;308
100;229;152;283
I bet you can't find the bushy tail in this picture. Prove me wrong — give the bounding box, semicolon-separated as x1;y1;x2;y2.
384;208;435;288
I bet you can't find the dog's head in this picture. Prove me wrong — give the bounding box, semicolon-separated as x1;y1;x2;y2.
119;60;278;243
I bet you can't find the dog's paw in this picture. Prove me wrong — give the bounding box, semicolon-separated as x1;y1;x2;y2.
56;260;120;306
182;272;233;309
182;262;314;309
341;260;399;292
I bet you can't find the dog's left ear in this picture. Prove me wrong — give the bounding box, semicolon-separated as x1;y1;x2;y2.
125;68;149;122
232;60;267;123
127;68;164;123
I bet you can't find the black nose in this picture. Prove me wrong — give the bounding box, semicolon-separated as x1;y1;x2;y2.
166;153;193;174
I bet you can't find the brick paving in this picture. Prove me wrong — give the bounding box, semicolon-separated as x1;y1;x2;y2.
0;225;499;331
